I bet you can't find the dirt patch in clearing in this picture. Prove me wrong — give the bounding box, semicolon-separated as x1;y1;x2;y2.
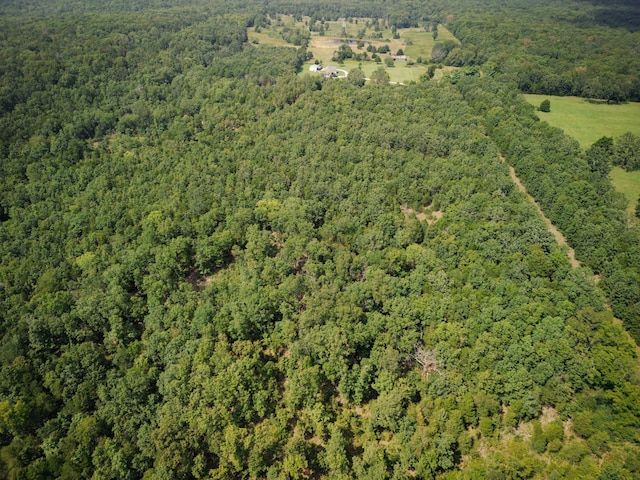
540;406;558;426
500;154;580;269
401;205;427;221
352;403;370;418
514;421;533;441
186;268;225;293
563;418;575;440
428;210;444;224
335;392;370;418
186;269;208;292
401;205;443;224
476;438;492;458
308;436;324;447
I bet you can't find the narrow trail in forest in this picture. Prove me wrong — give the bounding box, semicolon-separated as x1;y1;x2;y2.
501;154;640;355
499;153;581;269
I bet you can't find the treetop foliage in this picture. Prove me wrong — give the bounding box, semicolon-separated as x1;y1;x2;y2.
1;0;639;479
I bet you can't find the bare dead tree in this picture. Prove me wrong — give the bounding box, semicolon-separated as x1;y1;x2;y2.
411;343;441;376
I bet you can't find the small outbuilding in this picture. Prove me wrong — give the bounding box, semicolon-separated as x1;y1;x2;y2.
309;64;322;72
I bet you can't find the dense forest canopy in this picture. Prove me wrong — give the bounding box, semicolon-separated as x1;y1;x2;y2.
1;0;640;479
445;0;640;100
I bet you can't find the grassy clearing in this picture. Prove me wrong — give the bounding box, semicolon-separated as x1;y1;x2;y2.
307;36;404;65
248;29;292;48
308;24;458;64
305;23;460;84
342;60;429;83
305;34;430;84
322;19;364;38
307;37;341;64
435;25;459;43
402;24;459;60
523;94;640;148
433;65;457;81
401;29;436;60
610;167;640;216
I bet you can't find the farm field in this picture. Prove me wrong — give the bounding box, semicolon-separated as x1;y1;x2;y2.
524;94;640;148
346;60;427;84
248;28;293;48
250;15;458;84
401;25;459;60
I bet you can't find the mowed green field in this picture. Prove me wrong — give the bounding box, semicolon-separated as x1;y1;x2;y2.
337;60;428;83
524;94;640;148
401;25;459;60
524;94;640;215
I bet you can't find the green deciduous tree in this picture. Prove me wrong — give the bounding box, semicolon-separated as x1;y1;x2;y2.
348;68;366;87
370;67;390;85
614;132;640;170
539;99;550;112
585;136;613;177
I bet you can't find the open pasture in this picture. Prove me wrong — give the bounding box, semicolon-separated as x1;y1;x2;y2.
402;25;459;60
341;60;429;84
524;94;640;148
248;29;292;48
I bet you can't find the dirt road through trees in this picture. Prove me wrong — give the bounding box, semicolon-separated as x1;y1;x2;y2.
500;154;581;269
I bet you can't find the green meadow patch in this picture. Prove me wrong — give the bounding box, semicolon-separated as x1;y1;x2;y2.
339;60;429;84
610;167;640;216
524;94;640;148
248;29;292;48
401;25;458;60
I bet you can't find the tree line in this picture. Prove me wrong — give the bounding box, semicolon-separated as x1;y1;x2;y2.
457;75;640;342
